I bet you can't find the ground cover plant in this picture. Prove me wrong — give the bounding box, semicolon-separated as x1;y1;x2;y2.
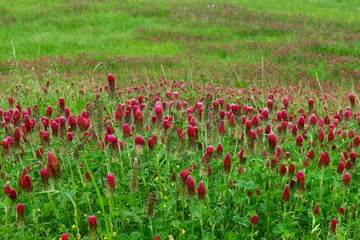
1;0;360;240
1;74;360;239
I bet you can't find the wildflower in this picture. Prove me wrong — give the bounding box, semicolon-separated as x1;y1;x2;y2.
197;181;206;200
88;215;98;238
3;182;11;195
17;203;25;227
280;163;287;176
155;235;161;240
330;218;337;232
23;174;32;192
296;134;303;147
9;188;17;201
338;206;345;215
313;203;320;215
337;161;345;174
268;132;277;154
40;168;49;190
187;175;195;197
107;173;115;196
342;173;351;187
47;151;61;180
295;170;305;197
61;233;69;240
223;153;231;173
282;184;290;202
251;214;258;225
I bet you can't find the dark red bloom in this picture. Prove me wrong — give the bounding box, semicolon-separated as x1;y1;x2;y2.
338;206;345;215
61;233;69;240
9;188;17;200
89;215;97;230
313;203;320;215
337;161;345;174
187;175;195;196
251;214;258;225
3;182;11;194
343;173;351;187
330;218;337;232
282;184;290;202
107;173;115;195
223;153;231;173
197;181;206;200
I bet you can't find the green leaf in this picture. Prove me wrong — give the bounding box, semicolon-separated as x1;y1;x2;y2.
118;233;129;240
273;223;284;234
130;231;141;240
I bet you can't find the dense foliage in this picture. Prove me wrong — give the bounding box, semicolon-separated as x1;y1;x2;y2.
0;74;359;240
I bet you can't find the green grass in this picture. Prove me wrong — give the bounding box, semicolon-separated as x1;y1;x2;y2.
1;0;359;61
0;0;359;93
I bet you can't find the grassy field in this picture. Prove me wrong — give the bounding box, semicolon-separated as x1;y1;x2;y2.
1;0;360;93
2;1;360;240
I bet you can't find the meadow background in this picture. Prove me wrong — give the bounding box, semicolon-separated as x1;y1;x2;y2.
1;0;360;91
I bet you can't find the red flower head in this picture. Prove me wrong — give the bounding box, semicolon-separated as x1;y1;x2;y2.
216;143;223;158
85;170;91;182
46;105;53;118
313;203;320;215
107;74;115;85
9;188;17;200
265;123;271;134
251;214;258;225
134;135;144;146
288;163;295;178
148;138;155;150
342;173;351;187
310;114;317;125
17;203;25;216
89;215;98;230
268;132;277;152
23;174;32;192
47;151;61;179
187;175;195;196
3;182;11;194
280;163;287;176
349;93;355;107
282;184;290;202
107;173;115;195
350;151;356;165
180;169;189;181
267;99;273;110
296;134;303;147
58;97;65;111
308;98;314;109
122;124;132;138
296;170;305;190
197;181;206;200
61;233;69;240
155;235;160;240
338;206;345;215
218;120;226;135
330;218;337;232
354;135;360;148
297;116;305;130
223;153;231;173
337;161;345;174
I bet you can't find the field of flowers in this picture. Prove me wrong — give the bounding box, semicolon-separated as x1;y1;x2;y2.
0;72;359;240
1;1;360;240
